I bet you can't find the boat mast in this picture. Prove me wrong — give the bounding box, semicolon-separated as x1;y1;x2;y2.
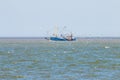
53;26;58;37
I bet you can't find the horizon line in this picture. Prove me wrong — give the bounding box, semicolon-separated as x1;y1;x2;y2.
0;37;120;39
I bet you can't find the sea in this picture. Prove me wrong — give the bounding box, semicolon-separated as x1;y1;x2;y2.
0;38;120;80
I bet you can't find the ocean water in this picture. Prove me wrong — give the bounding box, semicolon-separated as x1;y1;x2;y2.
0;39;120;80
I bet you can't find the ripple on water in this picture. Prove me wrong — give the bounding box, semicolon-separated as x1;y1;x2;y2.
0;41;120;80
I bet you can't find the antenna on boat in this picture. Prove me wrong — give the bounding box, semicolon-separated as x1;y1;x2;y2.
60;26;67;35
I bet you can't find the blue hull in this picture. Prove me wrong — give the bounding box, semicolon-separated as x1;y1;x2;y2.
50;37;76;41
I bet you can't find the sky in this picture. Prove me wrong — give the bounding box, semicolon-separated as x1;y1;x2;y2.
0;0;120;37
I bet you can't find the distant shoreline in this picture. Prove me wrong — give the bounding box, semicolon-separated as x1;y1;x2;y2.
0;37;120;39
0;37;120;43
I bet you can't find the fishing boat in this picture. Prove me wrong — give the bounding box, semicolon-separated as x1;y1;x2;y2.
50;33;76;41
46;26;76;41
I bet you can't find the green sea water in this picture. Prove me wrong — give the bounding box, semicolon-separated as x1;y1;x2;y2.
0;39;120;80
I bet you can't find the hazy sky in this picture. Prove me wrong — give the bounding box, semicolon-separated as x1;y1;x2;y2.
0;0;120;37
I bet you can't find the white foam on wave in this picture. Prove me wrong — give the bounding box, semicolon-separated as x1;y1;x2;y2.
105;46;110;49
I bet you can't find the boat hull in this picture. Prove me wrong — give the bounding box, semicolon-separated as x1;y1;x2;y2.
50;37;76;41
